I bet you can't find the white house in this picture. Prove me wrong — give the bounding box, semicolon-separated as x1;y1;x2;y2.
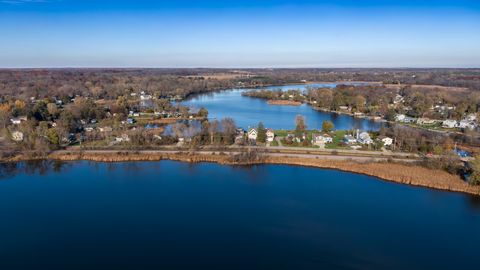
11;131;24;142
343;135;357;144
115;134;130;143
395;114;406;122
266;129;275;142
466;114;477;121
312;133;333;148
442;119;458;129
379;136;393;146
312;134;326;148
247;128;258;141
10;116;27;125
357;132;373;145
458;120;477;130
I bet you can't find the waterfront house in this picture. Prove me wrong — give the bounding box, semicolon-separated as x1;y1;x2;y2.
442;119;457;129
458;120;477;130
311;134;326;148
312;133;332;147
343;135;357;144
247;128;258;141
378;136;393;146
357;132;373;145
266;129;275;142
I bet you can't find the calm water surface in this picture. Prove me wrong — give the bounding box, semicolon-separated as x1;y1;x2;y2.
182;83;383;130
0;160;479;270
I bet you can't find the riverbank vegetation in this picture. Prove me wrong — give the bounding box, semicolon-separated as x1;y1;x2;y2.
1;68;480;189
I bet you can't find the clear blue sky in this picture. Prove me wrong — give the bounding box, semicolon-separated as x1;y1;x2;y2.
1;0;479;68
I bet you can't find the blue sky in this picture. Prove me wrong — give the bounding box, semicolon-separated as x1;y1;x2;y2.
1;0;479;68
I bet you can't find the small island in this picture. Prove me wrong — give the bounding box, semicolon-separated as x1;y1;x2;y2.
267;100;302;106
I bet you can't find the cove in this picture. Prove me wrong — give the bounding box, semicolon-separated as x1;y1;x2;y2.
182;83;384;131
0;160;479;270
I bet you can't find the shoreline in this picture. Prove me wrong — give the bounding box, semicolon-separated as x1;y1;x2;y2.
6;151;478;196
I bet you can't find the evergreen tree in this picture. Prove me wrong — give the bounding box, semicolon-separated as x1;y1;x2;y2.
257;122;266;143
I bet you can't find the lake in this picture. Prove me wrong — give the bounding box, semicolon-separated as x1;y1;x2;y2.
182;83;383;131
1;160;479;270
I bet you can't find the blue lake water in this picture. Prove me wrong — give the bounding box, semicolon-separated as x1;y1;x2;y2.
1;160;479;270
182;83;383;131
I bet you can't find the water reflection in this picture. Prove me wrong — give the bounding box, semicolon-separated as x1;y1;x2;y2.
0;160;72;180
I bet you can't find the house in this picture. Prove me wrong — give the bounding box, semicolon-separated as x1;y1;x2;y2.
311;134;326;148
395;114;406;122
127;118;135;125
322;134;333;143
266;129;275;142
247;128;258;141
357;132;373;145
466;114;477;121
312;133;333;146
343;135;357;144
378;136;393;146
115;134;130;143
84;126;95;132
458;120;477;130
339;106;350;111
11;131;24;142
10;116;27;125
99;126;113;132
395;114;416;123
393;94;404;104
442;119;458;129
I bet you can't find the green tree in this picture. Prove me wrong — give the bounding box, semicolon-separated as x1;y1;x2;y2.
257;122;266;143
322;120;334;133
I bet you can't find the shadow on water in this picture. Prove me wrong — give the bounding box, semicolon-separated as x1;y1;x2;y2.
0;160;72;181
